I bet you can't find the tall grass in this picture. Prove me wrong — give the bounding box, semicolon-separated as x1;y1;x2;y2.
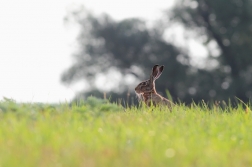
0;97;251;167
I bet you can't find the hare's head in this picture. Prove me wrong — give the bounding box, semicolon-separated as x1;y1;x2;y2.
135;65;164;97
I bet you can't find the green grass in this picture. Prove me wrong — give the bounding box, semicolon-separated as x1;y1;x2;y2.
0;97;252;167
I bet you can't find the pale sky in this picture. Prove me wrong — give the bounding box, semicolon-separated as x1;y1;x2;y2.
0;0;176;103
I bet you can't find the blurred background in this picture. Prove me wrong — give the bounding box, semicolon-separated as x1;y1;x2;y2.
1;0;252;104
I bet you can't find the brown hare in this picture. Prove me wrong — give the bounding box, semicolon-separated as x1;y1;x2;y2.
135;65;174;109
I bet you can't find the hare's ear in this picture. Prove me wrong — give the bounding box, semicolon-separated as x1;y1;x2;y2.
150;65;164;82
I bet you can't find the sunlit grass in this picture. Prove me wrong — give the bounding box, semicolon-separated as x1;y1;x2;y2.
0;97;251;167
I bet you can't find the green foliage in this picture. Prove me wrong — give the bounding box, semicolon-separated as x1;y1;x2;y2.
0;97;123;114
0;99;251;167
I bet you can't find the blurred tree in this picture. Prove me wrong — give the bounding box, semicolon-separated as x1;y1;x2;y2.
170;0;252;102
61;8;192;104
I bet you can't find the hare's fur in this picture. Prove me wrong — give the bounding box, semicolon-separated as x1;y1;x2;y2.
135;65;174;109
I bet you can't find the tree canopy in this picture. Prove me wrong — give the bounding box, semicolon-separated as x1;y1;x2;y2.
61;9;192;103
170;0;252;102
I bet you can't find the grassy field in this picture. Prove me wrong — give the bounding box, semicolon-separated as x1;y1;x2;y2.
0;97;251;167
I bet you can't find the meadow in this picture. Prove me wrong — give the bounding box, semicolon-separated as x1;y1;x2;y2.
0;97;251;167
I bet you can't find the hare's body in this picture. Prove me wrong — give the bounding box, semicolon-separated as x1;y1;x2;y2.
135;65;174;109
144;92;172;106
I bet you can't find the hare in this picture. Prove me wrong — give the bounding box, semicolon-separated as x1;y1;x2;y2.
135;65;174;109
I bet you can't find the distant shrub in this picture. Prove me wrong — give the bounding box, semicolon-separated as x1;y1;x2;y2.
72;96;124;113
